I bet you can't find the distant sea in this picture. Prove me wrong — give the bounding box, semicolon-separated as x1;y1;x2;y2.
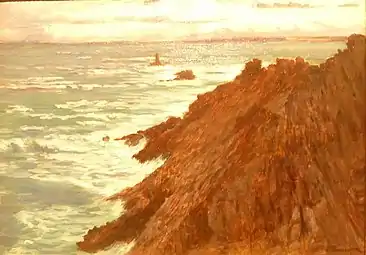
0;39;345;254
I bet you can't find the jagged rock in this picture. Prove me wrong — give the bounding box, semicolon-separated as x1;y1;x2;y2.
174;70;196;80
150;53;163;66
114;117;180;151
77;34;365;255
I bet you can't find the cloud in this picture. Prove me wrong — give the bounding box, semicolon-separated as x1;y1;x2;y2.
0;0;364;42
338;3;359;7
255;0;362;8
256;2;315;8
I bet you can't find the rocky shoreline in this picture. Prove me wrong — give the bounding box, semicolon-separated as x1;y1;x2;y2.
77;34;365;255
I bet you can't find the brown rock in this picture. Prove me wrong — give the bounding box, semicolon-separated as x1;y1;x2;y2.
174;70;196;80
150;53;163;66
77;34;365;255
113;116;181;156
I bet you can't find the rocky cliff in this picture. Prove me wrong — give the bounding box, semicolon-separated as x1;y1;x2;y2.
77;34;365;255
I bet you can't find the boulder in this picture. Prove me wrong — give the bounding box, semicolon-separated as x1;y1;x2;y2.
174;70;196;80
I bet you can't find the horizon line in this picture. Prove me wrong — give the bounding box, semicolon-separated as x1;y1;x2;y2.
0;35;350;44
0;0;360;7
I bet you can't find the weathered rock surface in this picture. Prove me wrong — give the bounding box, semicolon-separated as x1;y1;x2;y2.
174;70;196;80
78;34;365;255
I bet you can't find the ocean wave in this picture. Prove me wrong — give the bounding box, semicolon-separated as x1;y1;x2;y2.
125;56;150;61
5;105;34;114
27;112;113;122
76;120;107;127
1;65;28;70
47;126;75;133
39;134;92;153
2;82;133;91
56;51;72;55
7;200;127;255
55;99;132;115
0;128;13;136
86;67;136;77
55;99;102;109
85;69;112;76
4;77;77;90
3;86;64;92
0;162;8;175
77;56;92;60
19;125;45;132
0;138;58;154
55;66;73;71
1;62;249;92
27;113;75;120
7;85;91;91
101;57;121;63
23;125;165;197
26;76;65;83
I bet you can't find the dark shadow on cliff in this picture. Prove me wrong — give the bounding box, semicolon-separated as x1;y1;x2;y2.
77;34;365;255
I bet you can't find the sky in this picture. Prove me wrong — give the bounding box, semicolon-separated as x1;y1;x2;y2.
0;0;364;42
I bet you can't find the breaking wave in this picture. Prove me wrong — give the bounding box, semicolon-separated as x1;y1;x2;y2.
0;139;58;154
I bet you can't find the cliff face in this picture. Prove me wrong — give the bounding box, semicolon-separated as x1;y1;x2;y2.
77;34;366;255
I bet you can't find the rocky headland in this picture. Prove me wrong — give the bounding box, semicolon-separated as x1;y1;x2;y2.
78;34;365;255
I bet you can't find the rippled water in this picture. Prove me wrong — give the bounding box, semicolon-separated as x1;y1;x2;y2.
0;40;345;254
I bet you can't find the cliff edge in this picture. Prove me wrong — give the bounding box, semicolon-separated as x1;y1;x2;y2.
78;34;365;255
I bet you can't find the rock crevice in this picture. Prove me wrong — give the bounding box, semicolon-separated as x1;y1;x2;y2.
78;34;365;255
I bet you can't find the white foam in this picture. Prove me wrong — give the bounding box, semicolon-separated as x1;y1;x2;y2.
5;131;163;254
7;200;127;255
0;138;58;155
0;128;13;135
6;78;78;90
26;76;65;83
56;51;72;55
0;163;7;175
27;112;113;122
76;120;107;127
77;56;92;60
48;126;75;132
5;105;34;114
54;100;129;120
20;125;45;131
102;57;121;62
54;99;124;114
0;52;243;254
55;99;93;109
55;66;73;71
86;68;134;77
4;82;110;91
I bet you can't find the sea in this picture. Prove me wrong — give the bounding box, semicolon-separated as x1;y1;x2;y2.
0;38;346;255
0;1;355;254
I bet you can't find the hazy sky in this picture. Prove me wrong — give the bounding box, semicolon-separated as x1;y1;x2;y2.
0;0;364;42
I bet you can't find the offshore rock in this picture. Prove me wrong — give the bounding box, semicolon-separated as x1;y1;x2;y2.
174;70;196;80
77;34;365;254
